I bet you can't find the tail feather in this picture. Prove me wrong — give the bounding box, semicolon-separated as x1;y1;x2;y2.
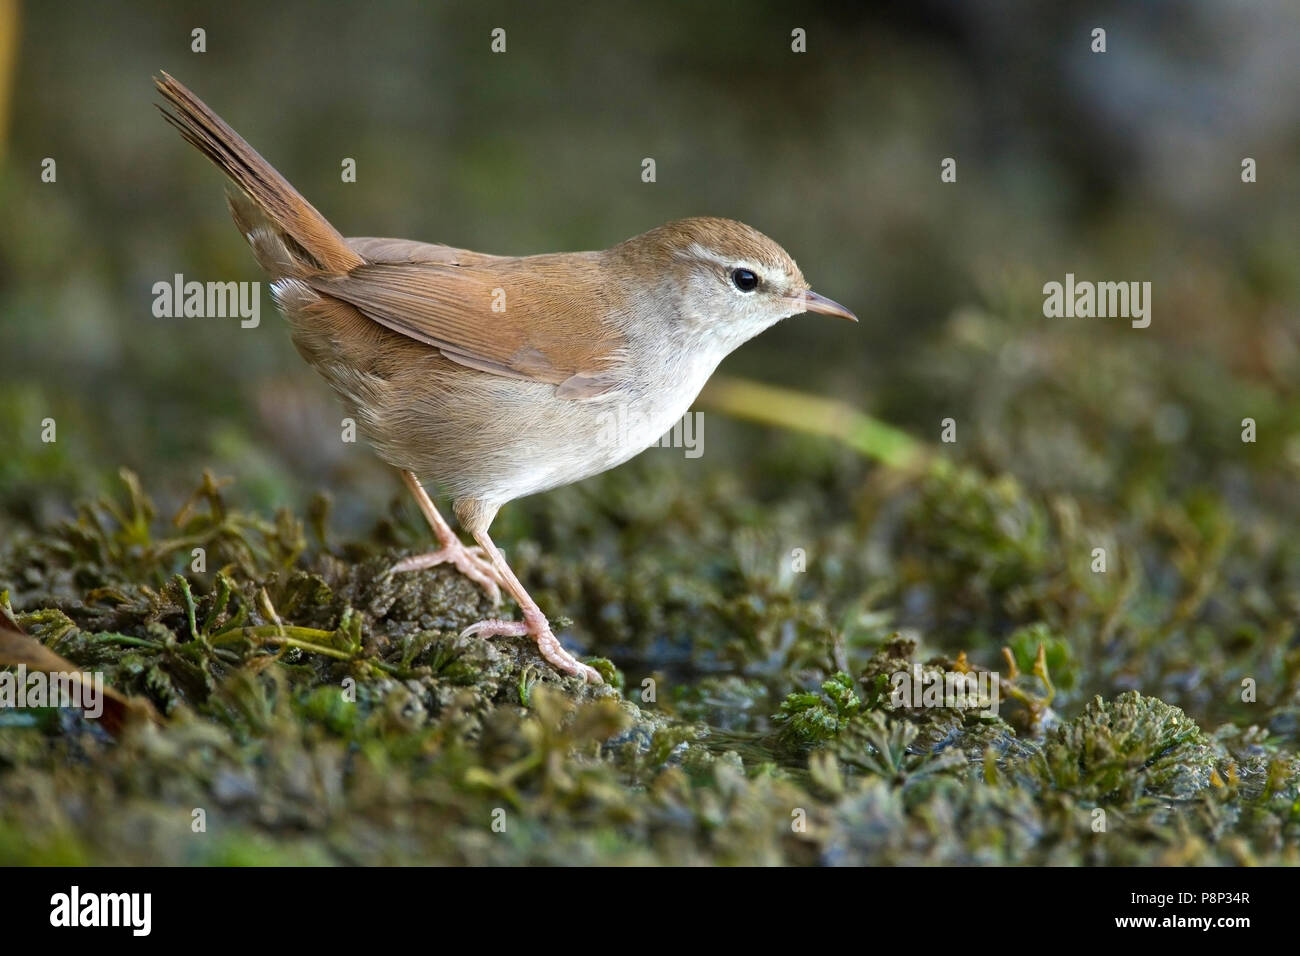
227;191;303;279
154;71;364;276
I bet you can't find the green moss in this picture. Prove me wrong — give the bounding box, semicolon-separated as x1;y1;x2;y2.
1;441;1298;865
773;672;862;748
1032;692;1215;805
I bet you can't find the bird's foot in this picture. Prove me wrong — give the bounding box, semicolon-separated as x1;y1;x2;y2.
388;541;504;606
461;613;603;683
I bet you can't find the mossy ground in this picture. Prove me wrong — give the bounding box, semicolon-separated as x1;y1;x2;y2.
3;332;1299;865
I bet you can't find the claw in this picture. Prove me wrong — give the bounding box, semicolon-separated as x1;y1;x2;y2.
460;617;602;684
389;543;504;606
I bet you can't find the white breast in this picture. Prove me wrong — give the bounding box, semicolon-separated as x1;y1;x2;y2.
481;345;723;504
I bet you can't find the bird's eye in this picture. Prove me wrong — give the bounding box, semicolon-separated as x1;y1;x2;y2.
731;268;759;292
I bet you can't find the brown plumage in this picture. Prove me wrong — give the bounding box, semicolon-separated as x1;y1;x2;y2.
154;72;856;682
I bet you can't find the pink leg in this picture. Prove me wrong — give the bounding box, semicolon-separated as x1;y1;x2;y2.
461;529;603;684
389;470;504;606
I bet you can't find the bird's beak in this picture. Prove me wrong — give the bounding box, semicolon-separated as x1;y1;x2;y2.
792;290;858;322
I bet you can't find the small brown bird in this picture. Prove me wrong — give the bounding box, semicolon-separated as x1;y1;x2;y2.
155;73;856;683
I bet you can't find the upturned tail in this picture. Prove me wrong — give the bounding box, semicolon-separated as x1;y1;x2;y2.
154;71;363;277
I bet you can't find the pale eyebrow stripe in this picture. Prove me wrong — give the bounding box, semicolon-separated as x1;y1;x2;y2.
677;243;782;283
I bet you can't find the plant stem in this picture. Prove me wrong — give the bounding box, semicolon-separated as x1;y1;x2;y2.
215;625;353;660
698;375;928;469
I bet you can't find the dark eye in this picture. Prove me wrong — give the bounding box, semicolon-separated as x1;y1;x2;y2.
731;268;759;292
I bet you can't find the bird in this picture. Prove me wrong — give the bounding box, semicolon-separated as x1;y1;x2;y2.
153;72;856;684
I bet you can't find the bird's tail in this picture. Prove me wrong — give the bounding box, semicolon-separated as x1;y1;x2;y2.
154;71;363;277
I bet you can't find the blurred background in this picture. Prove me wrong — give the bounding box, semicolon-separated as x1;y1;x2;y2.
1;0;1298;529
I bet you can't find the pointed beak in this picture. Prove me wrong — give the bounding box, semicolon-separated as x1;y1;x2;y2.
791;290;858;322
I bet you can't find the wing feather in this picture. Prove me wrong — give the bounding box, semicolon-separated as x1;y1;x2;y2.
309;249;627;394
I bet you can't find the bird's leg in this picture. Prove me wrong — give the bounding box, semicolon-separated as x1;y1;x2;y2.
388;470;505;606
460;530;603;684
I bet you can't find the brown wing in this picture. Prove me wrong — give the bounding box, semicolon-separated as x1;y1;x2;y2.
310;249;627;397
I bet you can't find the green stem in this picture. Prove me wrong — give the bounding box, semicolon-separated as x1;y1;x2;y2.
214;625;353;660
698;375;928;469
94;634;166;650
